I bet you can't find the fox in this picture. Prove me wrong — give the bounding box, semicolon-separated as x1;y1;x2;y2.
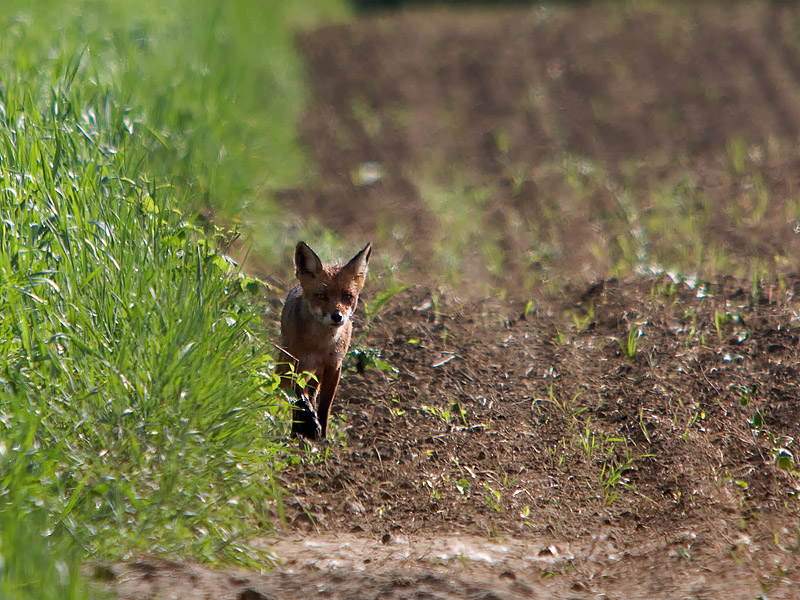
277;241;372;439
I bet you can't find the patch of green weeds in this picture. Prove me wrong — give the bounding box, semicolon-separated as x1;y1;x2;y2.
0;147;289;565
600;449;636;505
345;345;397;377
651;279;677;300
537;385;587;420
668;396;706;440
421;404;451;424
575;419;623;459
545;438;570;468
727;136;749;177
364;283;410;327
750;409;797;473
420;402;468;427
417;177;503;294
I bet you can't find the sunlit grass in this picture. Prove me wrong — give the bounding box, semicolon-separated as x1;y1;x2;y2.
0;52;287;580
0;0;350;595
1;0;347;238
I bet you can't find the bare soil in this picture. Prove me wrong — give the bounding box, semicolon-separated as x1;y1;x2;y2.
113;4;800;599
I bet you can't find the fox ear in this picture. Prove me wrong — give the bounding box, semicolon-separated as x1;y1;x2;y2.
345;243;372;279
295;242;324;277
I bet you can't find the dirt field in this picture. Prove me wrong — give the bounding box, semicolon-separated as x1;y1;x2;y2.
276;2;800;296
113;4;800;599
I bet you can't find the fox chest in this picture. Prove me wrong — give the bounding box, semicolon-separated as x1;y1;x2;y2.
291;323;351;374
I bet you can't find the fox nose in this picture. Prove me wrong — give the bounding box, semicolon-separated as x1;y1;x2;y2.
330;311;343;325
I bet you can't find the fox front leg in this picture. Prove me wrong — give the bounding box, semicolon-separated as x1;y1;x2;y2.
316;366;341;439
291;391;322;439
290;375;322;439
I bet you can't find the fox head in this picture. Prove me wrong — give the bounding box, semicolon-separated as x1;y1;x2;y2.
294;241;372;328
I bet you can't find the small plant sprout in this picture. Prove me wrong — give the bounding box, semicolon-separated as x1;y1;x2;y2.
727;136;748;177
347;345;398;377
519;505;534;529
638;407;652;443
451;401;469;426
482;482;502;511
773;448;795;472
577;419;600;457
523;299;536;318
520;504;531;520
546;438;570;468
423;479;441;500
714;311;733;340
572;302;595;331
617;322;644;359
733;384;758;406
577;421;624;460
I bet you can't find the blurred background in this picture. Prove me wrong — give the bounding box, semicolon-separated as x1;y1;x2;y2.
7;0;800;301
271;0;800;300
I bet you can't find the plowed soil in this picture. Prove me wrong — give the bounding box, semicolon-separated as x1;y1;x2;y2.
275;2;800;296
114;4;800;599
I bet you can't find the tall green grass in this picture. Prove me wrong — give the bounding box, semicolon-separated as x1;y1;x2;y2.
0;0;348;595
2;0;347;216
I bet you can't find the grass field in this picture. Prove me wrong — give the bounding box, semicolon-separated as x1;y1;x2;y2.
0;1;347;597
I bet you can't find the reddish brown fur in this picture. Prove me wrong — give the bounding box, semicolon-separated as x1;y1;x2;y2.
277;242;371;439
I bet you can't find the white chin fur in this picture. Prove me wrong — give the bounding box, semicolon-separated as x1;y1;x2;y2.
309;305;349;327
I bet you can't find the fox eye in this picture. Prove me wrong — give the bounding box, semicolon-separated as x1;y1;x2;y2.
315;293;328;301
342;292;354;303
